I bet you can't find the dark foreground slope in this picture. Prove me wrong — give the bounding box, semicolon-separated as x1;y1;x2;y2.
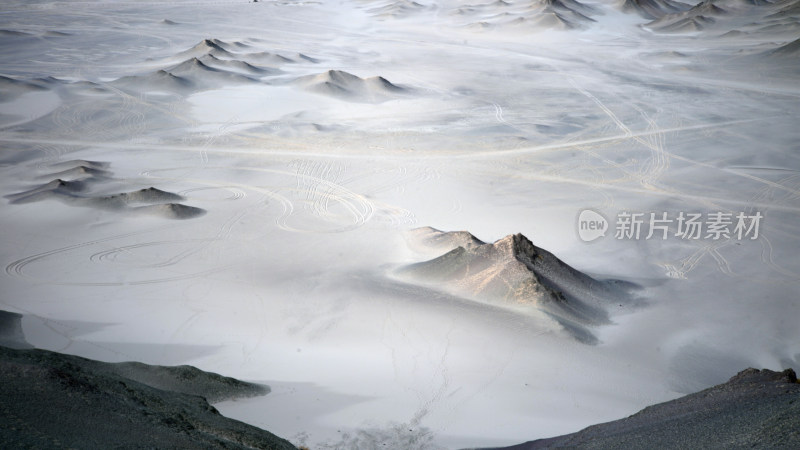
0;342;296;449
475;368;800;449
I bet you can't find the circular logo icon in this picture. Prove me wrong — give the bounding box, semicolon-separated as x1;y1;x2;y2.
577;209;608;242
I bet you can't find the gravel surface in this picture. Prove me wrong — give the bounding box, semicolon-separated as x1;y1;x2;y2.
476;367;800;449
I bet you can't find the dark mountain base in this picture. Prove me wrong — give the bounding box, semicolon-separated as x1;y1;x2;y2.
474;368;800;449
0;345;297;450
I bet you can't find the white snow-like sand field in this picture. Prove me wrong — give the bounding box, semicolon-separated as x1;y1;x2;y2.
1;0;799;448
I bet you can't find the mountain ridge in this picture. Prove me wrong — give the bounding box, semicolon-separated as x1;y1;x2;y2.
399;228;639;343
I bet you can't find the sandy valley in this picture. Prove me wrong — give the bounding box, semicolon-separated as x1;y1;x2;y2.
1;0;799;448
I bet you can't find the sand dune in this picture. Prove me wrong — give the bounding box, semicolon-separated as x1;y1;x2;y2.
639;0;800;35
26;76;66;89
744;3;800;35
133;203;207;220
121;187;185;204
7;162;203;219
767;37;800;57
8;187;204;218
523;11;584;29
643;50;689;59
624;0;800;37
5;179;88;204
112;69;195;93
367;0;436;19
43;31;71;38
719;28;748;37
654;15;715;32
479;368;800;449
0;29;35;37
79;187;186;209
751;21;800;34
176;38;239;60
770;0;800;17
294;69;407;102
39;165;112;181
620;0;692;20
245;51;301;64
173;38;315;68
8;187;112;209
451;0;513;17
198;54;279;76
118;43;288;93
141;39;300;90
399;230;638;343
0;75;47;101
466;20;495;30
5;189;73;206
645;1;728;32
167;58;259;85
50;160;110;170
204;38;252;52
245;51;295;64
543;0;600;20
458;0;598;31
405;226;487;255
0;29;70;39
0;75;44;91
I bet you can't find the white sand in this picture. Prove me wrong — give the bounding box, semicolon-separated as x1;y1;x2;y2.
1;0;799;448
